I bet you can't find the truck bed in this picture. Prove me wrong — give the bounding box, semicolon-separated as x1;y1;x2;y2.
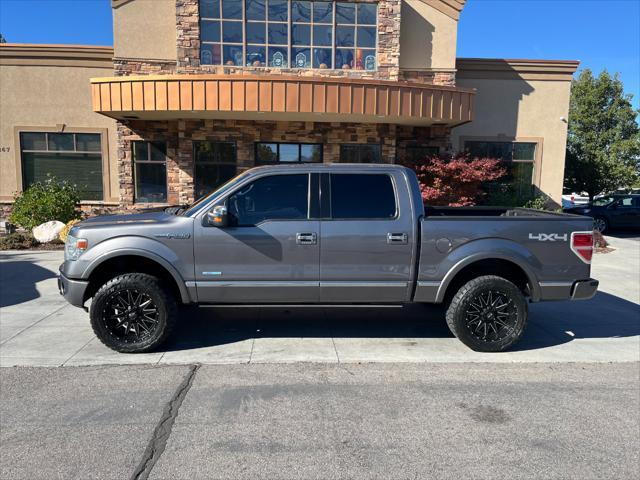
424;206;570;218
416;206;594;303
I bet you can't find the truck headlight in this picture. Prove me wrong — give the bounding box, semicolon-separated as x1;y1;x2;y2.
65;235;88;261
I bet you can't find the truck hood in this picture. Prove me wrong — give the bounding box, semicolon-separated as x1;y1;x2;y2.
77;211;175;229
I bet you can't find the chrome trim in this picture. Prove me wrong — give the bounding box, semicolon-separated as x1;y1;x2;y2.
539;281;573;287
195;281;319;287
320;281;408;287
417;281;441;287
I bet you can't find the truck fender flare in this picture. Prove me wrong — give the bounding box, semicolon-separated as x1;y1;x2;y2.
435;247;541;303
82;245;192;304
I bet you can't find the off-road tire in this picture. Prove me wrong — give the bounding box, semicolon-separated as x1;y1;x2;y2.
90;273;177;353
446;275;528;352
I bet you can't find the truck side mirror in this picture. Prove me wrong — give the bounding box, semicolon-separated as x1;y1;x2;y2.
204;205;228;227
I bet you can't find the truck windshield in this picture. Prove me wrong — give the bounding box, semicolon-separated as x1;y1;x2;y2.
180;171;251;217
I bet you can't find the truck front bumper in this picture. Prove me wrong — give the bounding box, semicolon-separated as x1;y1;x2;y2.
58;269;89;308
571;278;599;300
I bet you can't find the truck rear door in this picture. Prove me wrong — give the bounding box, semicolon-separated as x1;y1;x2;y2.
319;171;415;302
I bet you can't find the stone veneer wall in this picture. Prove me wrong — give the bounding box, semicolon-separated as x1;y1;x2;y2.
116;118;446;207
401;70;456;86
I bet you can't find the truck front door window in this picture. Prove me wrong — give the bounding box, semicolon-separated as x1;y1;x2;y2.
228;174;309;225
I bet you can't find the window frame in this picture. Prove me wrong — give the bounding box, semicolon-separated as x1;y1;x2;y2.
15;128;108;202
199;0;378;71
225;172;312;226
255;141;323;164
193;140;238;199
405;145;439;162
461;137;543;197
325;172;399;220
339;143;382;163
132;141;169;204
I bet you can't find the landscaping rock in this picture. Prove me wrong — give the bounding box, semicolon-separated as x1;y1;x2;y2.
32;220;65;243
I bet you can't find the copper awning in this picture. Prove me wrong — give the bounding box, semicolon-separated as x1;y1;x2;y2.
91;74;474;126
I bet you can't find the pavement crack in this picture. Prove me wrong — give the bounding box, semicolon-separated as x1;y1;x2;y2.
131;364;200;480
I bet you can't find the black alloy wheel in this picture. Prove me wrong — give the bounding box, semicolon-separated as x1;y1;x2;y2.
90;273;177;353
446;275;528;352
102;289;160;343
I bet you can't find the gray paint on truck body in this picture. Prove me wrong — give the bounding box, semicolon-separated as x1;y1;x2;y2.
59;164;596;308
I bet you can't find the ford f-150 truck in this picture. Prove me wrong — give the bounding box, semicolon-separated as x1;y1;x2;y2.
58;164;598;353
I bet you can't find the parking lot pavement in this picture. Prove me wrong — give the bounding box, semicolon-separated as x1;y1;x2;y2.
0;234;638;366
0;364;190;480
1;362;638;480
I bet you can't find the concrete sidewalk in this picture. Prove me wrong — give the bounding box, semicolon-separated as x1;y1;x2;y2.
0;235;638;366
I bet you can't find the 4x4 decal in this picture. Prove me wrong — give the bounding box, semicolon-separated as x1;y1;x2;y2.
529;233;568;242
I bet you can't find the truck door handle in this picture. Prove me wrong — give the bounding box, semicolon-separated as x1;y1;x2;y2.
387;232;408;244
296;232;317;245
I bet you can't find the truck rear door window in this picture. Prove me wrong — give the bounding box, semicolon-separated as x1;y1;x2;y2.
228;174;309;226
329;174;396;219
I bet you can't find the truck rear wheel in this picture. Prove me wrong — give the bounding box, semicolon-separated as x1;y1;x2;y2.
445;275;527;352
89;273;177;353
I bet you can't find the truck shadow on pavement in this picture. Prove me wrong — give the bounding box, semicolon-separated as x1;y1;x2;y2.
0;260;57;308
163;291;639;352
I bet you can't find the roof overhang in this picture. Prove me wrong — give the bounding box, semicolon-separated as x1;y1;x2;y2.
456;58;580;81
90;74;475;127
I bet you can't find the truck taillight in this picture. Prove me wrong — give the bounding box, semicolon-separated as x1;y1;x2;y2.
571;231;594;264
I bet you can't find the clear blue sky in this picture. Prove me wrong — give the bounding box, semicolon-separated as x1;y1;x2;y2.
0;0;638;106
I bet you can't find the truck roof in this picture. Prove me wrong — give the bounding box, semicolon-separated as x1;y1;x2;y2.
247;163;414;174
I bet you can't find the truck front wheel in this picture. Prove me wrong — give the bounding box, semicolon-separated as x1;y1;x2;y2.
445;275;528;352
89;273;177;353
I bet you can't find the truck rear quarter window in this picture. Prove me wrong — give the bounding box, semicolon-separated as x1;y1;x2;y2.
228;173;309;226
329;174;396;219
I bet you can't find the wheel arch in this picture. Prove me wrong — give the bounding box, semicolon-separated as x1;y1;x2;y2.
83;250;192;304
436;253;540;304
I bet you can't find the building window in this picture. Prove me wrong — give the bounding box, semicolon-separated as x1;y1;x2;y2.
194;141;237;199
405;145;439;162
200;1;378;70
255;142;322;164
340;144;381;163
19;132;103;200
465;140;537;198
133;141;167;203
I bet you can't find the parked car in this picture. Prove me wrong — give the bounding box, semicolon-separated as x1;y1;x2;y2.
561;192;590;209
59;164;598;353
564;194;640;233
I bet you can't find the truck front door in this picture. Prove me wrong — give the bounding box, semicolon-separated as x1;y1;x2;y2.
319;172;414;303
194;173;320;303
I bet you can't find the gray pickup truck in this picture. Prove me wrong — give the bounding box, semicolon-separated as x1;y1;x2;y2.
59;164;598;353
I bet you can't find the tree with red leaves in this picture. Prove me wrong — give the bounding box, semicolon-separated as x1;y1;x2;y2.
402;153;507;206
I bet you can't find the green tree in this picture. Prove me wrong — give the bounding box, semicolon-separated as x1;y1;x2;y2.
565;69;640;200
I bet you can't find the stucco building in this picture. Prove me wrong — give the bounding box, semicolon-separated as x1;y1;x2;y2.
0;0;578;216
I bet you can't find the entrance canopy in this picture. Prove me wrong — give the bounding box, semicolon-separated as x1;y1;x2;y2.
91;74;474;127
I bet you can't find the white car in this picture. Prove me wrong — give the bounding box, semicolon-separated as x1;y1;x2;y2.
562;192;590;209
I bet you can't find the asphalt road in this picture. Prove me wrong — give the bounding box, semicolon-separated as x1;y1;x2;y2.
1;362;638;480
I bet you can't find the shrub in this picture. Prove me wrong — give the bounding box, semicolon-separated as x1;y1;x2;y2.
523;196;548;210
9;177;81;230
0;232;38;250
59;219;81;243
402;153;507;206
